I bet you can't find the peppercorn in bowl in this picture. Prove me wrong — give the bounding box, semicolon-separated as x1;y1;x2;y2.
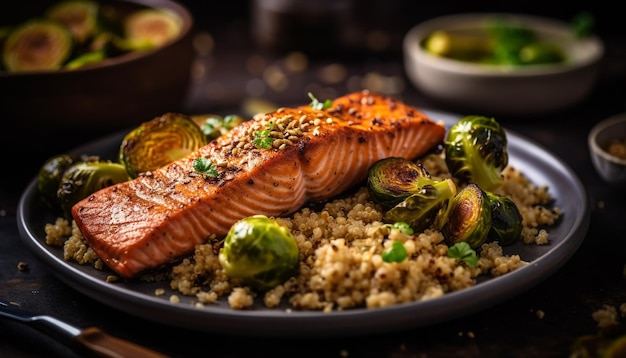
0;0;194;130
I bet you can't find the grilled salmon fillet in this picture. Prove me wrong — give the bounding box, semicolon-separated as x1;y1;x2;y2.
72;90;446;278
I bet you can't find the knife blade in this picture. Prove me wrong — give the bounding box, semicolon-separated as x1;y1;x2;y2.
0;299;169;358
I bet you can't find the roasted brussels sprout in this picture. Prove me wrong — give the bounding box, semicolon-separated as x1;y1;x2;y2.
2;20;73;72
486;192;523;246
367;157;434;210
119;113;208;178
191;113;246;141
442;183;492;249
123;8;182;49
37;154;75;212
384;178;457;233
219;215;300;291
57;159;130;219
445;115;508;192
45;0;99;44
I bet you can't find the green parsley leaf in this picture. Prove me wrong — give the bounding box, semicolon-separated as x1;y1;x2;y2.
223;114;244;129
308;92;332;110
382;241;408;263
201;116;223;139
254;122;274;149
447;242;478;268
200;114;245;140
193;157;218;177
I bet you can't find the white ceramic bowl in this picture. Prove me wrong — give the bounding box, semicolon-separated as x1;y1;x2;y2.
588;113;626;184
403;13;604;116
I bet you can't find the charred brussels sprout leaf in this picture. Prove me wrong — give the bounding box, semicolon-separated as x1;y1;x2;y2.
442;183;492;249
2;20;74;72
367;157;434;210
486;192;523;246
64;49;105;69
219;215;300;291
37;154;75;213
445;115;508;192
119;113;207;178
57;159;130;219
384;178;457;233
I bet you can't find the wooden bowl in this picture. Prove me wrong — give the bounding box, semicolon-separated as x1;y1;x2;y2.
0;0;195;131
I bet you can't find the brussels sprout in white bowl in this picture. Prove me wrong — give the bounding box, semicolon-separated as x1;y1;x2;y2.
403;13;604;116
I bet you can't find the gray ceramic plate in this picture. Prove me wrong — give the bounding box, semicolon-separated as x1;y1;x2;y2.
17;110;590;337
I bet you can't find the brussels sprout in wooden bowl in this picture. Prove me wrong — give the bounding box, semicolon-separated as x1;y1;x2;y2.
0;0;194;130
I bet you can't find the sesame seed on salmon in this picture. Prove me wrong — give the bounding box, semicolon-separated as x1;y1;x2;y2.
71;90;446;279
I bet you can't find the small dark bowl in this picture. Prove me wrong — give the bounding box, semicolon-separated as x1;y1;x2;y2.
0;0;194;132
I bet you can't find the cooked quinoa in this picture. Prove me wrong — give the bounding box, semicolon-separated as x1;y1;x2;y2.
45;152;561;311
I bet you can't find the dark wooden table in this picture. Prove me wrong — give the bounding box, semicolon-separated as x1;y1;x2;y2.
2;3;625;357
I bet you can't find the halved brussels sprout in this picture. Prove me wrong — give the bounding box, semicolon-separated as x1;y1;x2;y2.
219;215;300;291
37;154;75;212
442;183;492;249
367;157;434;210
45;0;99;44
486;192;523;246
445;115;508;192
57;159;130;219
2;19;73;72
119;113;208;178
123;8;182;49
384;178;457;233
